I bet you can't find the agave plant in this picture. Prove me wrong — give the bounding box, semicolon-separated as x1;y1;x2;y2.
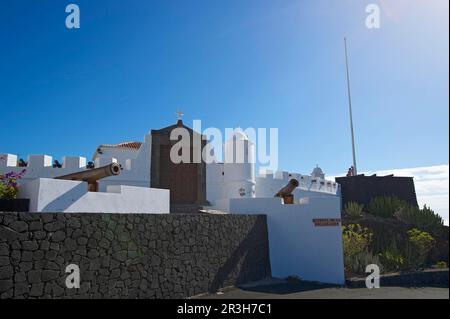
344;202;364;219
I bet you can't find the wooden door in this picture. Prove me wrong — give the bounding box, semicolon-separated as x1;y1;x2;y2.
159;145;198;203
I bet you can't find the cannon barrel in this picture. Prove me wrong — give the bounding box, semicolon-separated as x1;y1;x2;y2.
54;162;121;192
274;179;299;197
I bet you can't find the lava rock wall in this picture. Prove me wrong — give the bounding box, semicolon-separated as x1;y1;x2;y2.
0;212;271;299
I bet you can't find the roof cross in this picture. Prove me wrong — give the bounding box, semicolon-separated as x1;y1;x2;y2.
175;109;184;121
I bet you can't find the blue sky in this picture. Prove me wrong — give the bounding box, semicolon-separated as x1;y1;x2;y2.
0;0;448;175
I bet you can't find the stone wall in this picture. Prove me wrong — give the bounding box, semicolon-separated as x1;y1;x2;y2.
0;212;271;299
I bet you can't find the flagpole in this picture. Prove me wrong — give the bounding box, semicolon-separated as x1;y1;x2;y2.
344;37;358;176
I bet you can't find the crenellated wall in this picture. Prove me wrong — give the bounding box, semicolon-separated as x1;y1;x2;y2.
0;134;152;191
206;165;340;206
255;169;340;199
1;154;87;182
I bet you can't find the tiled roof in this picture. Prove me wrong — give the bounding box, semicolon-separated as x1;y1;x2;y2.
99;141;142;150
93;141;142;160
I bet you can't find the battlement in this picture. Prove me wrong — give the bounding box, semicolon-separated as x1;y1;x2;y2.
0;154;87;169
1;133;151;189
0;153;139;171
257;168;339;195
0;154;90;186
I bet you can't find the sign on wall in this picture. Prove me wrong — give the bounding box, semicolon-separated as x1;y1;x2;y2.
312;218;341;227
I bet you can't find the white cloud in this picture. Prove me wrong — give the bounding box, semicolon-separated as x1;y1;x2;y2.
329;164;449;225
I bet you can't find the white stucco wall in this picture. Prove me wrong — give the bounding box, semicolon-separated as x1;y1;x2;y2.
207;165;340;206
205;133;339;206
18;178;169;214
206;162;225;205
206;130;256;205
96;133;152;191
218;197;345;285
94;147;138;165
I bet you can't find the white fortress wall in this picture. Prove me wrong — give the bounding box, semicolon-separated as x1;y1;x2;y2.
206;162;225;205
225;196;345;285
206;130;257;205
94;147;138;164
18;178;169;214
222;162;256;200
206;162;256;205
97;133;152;191
207;165;340;206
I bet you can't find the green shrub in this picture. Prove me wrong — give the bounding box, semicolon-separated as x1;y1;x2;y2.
342;224;372;256
378;250;405;272
405;228;435;269
344;202;364;218
342;224;381;275
367;196;407;218
0;184;18;200
395;205;444;235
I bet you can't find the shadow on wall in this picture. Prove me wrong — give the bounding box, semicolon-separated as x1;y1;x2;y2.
208;216;272;292
42;183;86;212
